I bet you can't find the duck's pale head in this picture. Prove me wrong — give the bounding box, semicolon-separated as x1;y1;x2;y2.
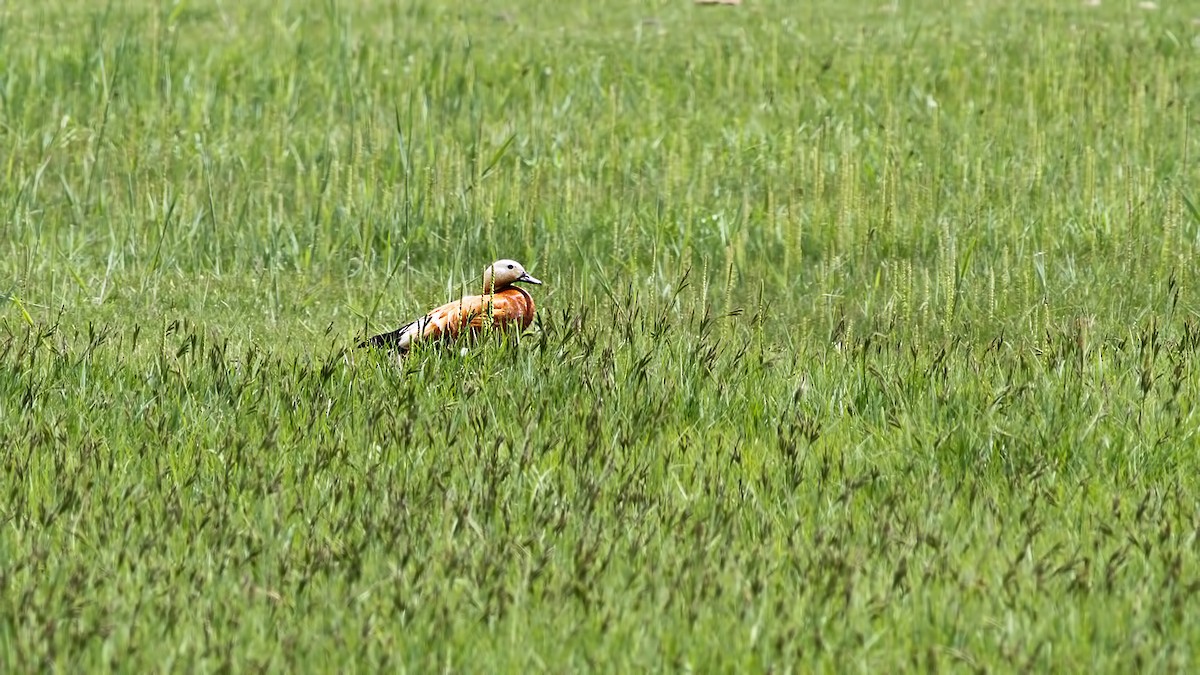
483;259;542;293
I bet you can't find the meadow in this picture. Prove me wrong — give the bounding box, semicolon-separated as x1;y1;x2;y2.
2;0;1200;671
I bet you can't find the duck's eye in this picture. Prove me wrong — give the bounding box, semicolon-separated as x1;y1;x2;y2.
507;264;514;269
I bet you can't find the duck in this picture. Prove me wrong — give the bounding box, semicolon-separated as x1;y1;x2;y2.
359;259;542;353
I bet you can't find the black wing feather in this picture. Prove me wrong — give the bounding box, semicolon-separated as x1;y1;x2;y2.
358;317;421;350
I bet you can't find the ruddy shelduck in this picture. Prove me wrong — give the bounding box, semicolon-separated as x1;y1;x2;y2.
359;259;542;353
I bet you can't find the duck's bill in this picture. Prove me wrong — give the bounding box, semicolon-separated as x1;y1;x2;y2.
517;272;542;285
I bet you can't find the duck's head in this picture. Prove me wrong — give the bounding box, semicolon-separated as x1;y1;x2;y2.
482;259;542;293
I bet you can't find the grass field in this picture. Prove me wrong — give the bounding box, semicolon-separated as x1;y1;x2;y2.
3;0;1200;671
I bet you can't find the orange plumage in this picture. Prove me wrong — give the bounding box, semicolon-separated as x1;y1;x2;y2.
359;259;542;353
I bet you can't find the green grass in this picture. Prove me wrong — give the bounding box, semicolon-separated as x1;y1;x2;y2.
3;0;1200;671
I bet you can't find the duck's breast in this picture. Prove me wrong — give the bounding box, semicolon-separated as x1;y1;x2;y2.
501;286;536;328
469;287;535;331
